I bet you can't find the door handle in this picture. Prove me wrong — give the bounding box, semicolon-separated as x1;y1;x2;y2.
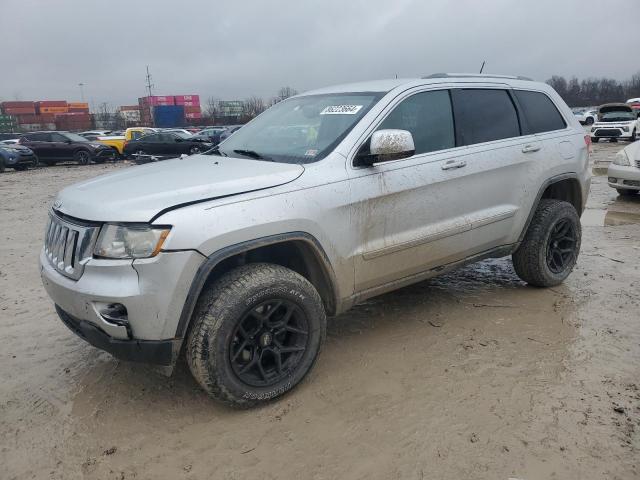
522;144;541;153
441;160;467;170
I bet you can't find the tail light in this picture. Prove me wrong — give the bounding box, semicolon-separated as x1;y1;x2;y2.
584;134;591;154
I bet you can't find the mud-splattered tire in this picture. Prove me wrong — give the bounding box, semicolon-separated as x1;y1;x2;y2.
512;199;581;287
186;263;326;407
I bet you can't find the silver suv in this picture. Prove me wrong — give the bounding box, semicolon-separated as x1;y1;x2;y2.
40;74;590;406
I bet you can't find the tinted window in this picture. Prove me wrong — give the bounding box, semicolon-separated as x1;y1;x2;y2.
142;134;160;142
51;133;68;142
452;89;520;145
514;90;566;134
26;133;51;141
376;90;455;155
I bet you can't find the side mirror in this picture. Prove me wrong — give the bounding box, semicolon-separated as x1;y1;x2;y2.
355;129;415;167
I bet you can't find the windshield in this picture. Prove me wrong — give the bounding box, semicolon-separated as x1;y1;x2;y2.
63;133;89;142
210;92;384;163
600;111;635;122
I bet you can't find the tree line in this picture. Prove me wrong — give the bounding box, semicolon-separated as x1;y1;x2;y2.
204;86;298;124
546;72;640;108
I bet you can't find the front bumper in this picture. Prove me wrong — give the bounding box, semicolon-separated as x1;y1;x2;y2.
591;126;635;139
607;163;640;191
92;148;117;160
6;153;37;168
56;305;176;365
40;248;205;364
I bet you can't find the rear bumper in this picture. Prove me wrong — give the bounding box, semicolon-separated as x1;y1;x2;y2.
56;305;177;365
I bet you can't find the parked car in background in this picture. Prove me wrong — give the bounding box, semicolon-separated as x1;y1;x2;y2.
0;132;21;142
590;104;639;142
79;130;113;141
608;141;640;196
1;138;20;145
163;129;194;137
41;75;590;406
219;125;242;142
0;144;37;171
122;130;213;158
96;127;157;156
192;127;226;144
574;109;597;125
20;131;116;165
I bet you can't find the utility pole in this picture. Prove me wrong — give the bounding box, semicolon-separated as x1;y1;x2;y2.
78;83;85;101
145;65;154;98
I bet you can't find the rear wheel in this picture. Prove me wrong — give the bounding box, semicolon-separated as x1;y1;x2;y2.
186;263;326;407
512;199;581;287
74;150;91;165
592;137;599;143
585;117;594;126
189;145;201;155
617;189;638;196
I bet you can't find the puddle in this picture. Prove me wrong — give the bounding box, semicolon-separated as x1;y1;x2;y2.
581;208;640;227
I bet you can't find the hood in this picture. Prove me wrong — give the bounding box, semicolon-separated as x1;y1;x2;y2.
54;155;304;222
598;103;633;115
1;145;31;153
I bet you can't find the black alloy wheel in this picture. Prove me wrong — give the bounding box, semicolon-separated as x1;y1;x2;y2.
229;299;309;387
546;218;577;274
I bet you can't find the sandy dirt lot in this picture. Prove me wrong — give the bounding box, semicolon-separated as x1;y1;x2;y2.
1;141;639;480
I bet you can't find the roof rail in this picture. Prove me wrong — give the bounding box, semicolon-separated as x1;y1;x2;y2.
423;73;533;81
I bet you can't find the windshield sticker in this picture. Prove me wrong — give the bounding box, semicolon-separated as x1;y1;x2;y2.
320;105;363;115
304;149;318;157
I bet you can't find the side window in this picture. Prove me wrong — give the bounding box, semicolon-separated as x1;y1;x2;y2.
51;133;67;142
143;134;159;142
451;89;520;145
26;133;50;141
514;90;566;134
376;90;455;155
131;131;144;140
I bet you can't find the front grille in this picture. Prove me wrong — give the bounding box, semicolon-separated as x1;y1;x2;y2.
44;211;100;280
623;180;640;187
635;160;640;169
595;129;621;137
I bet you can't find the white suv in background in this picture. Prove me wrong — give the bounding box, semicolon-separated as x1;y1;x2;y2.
40;74;590;406
590;103;639;142
608;142;640;196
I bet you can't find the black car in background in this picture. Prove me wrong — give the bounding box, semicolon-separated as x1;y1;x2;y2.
123;131;213;159
19;131;116;165
219;125;242;142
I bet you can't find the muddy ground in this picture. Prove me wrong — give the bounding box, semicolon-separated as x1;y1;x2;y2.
1;140;639;480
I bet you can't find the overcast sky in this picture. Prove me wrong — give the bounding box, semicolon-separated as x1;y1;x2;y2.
2;0;638;107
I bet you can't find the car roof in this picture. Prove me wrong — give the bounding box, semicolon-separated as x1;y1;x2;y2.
299;73;541;96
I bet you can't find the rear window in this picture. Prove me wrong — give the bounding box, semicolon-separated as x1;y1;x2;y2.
451;89;520;145
514;90;566;134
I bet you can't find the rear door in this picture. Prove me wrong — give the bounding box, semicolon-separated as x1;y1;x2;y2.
22;132;52;159
448;87;536;255
50;133;74;159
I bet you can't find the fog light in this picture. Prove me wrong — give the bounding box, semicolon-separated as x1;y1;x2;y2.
608;177;617;183
100;303;128;325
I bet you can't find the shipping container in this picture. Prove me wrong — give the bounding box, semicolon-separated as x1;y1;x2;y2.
185;112;202;119
67;102;89;109
56;112;90;117
39;106;69;114
140;95;175;106
184;105;202;114
3;107;37;115
152;105;185;127
68;108;90;113
16;114;55;124
174;94;200;105
1;101;36;109
37;100;67;108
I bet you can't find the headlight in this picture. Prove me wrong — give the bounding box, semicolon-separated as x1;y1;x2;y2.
94;224;170;259
622;126;629;132
613;151;630;166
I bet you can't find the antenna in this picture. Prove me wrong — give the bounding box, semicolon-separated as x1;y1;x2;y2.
479;61;486;74
145;65;154;97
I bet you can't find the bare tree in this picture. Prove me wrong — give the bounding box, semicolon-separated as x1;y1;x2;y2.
277;86;298;101
95;102;118;129
204;97;222;123
242;95;265;120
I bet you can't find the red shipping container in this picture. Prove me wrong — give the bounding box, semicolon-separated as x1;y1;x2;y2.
3;107;37;115
174;95;199;102
16;113;56;124
185;112;202;119
140;96;175;106
2;101;36;109
68;108;89;113
184;105;201;114
56;112;90;117
37;100;67;107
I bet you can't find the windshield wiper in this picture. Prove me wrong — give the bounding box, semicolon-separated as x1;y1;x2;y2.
232;149;271;160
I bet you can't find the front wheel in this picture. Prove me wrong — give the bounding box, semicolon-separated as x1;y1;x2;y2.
630;129;637;142
74;150;91;165
591;137;599;143
585;117;594;126
617;189;638;197
186;263;326;407
512;199;581;287
189;146;201;155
